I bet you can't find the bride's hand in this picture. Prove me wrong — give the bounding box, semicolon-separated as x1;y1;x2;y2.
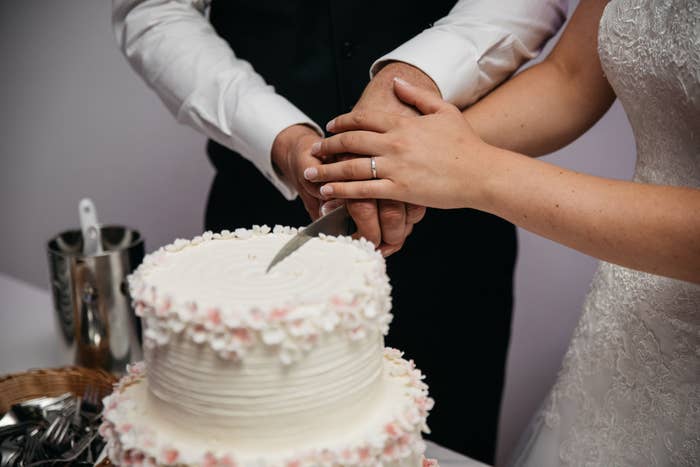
305;78;495;210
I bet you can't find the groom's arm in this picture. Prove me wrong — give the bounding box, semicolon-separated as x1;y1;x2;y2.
367;0;569;109
112;0;325;217
339;0;568;254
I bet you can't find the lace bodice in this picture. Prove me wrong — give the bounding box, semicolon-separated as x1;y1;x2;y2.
511;1;700;465
599;0;700;189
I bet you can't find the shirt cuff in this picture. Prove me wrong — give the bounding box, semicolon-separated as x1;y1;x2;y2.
370;29;481;108
232;93;323;201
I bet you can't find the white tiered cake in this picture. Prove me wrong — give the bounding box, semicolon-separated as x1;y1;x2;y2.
100;226;436;466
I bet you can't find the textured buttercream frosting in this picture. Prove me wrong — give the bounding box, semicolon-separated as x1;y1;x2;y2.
104;227;435;466
129;226;393;364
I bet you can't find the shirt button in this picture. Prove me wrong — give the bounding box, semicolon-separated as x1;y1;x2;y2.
341;41;354;59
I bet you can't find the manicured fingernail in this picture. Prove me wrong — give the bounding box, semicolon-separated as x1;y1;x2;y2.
303;167;318;180
326;119;336;132
310;141;321;155
393;77;409;86
320;185;333;196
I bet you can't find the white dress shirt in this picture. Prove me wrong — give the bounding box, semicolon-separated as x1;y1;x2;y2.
112;0;567;200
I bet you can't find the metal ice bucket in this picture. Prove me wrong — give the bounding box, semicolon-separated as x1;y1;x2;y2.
47;226;144;375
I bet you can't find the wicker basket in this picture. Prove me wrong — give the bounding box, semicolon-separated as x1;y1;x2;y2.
0;366;118;465
0;366;117;415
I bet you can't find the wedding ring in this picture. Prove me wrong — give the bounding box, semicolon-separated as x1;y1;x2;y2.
370;157;377;179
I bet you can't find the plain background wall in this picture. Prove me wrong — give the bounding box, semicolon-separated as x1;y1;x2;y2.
0;1;636;464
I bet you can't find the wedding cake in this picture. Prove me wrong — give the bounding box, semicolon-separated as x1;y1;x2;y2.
100;225;436;466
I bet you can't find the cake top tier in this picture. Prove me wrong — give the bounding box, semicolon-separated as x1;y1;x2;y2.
129;225;393;363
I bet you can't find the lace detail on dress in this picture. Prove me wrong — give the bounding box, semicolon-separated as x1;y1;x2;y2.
598;0;700;188
544;263;700;466
511;1;700;466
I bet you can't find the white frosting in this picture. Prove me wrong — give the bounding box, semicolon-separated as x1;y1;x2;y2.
129;227;393;364
101;350;436;466
146;331;384;446
147;230;374;310
104;228;436;466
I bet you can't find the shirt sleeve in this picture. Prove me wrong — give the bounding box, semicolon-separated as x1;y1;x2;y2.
370;0;569;108
112;0;323;200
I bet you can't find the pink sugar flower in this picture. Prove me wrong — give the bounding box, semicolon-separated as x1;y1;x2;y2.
285;460;301;467
270;308;289;321
231;328;252;343
331;295;345;306
358;446;371;461
129;361;146;375
207;308;222;325
423;458;439;467
291;318;305;328
123;450;135;464
119;423;133;433
161;448;179;464
385;422;400;438
202;452;218;467
219;455;237;467
132;451;145;464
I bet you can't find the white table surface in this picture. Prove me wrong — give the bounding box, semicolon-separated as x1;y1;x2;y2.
0;273;488;466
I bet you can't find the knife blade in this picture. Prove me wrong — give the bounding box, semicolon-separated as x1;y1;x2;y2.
266;205;356;272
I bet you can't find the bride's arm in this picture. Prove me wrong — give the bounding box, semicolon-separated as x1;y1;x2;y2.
464;0;616;157
308;81;700;284
479;149;700;284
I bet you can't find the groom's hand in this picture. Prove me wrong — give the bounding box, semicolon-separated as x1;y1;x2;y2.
333;62;439;255
271;124;324;220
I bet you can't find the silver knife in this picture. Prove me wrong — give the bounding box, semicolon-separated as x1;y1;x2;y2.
266;205;356;272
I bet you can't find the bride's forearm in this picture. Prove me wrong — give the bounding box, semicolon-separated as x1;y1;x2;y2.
474;147;700;284
463;0;615;157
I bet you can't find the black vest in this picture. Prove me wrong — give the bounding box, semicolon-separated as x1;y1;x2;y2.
204;4;516;463
207;0;455;169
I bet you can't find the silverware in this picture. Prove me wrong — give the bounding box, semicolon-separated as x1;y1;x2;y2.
0;422;36;442
0;392;106;466
40;414;71;450
26;430;98;466
0;440;21;467
22;428;43;465
266;205;356;272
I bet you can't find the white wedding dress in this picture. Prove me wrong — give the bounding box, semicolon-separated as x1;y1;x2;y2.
509;1;700;466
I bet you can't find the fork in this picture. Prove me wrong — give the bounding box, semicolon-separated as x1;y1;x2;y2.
25;431;98;466
40;414;71;450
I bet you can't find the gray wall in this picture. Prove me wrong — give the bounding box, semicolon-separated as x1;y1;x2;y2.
0;1;635;465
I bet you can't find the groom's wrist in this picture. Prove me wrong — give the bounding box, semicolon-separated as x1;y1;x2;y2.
373;61;441;97
354;61;441;115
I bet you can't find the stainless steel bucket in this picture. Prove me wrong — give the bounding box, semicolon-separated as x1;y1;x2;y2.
47;226;144;375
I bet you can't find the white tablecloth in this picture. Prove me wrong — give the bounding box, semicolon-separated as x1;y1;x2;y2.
0;273;488;466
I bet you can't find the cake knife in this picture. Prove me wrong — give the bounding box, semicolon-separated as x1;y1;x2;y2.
266;204;356;272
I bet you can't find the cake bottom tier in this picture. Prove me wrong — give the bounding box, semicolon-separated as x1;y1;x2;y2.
100;348;437;467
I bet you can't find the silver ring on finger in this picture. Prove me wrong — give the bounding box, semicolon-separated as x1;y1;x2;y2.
370;156;378;179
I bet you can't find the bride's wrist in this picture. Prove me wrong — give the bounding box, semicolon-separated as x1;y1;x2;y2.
467;144;515;214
